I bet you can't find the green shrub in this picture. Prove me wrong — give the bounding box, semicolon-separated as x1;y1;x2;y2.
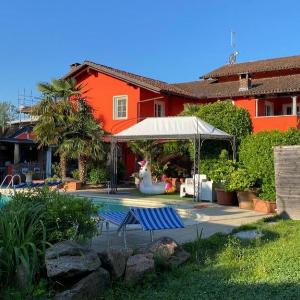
226;168;256;192
71;169;80;180
88;167;108;184
182;101;252;144
239;128;300;200
8;188;99;243
0;201;46;286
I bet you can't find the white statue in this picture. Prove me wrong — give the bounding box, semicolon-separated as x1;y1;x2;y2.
138;161;165;195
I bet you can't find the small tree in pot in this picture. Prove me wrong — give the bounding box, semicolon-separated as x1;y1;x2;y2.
208;150;237;206
226;168;257;210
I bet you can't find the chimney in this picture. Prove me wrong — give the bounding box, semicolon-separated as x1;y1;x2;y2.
239;73;251;91
70;62;80;71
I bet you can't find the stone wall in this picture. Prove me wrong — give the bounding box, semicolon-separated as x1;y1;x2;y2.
274;145;300;219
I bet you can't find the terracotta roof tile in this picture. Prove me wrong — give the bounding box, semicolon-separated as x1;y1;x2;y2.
173;74;300;99
202;54;300;79
64;61;197;99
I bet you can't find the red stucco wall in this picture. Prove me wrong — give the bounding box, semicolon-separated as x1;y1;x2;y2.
76;70;140;134
234;97;299;132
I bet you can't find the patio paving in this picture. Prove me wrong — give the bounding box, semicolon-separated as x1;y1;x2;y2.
90;201;271;252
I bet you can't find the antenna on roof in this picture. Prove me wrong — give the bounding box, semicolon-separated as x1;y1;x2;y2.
228;30;239;64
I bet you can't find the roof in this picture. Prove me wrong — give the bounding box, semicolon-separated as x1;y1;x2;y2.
173;73;300;99
202;54;300;79
114;116;232;140
64;61;197;99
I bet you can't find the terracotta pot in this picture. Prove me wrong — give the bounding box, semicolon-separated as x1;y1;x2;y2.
237;190;257;210
215;188;235;206
253;198;276;214
64;181;82;191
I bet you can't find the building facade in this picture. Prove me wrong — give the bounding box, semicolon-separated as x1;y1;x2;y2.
64;55;300;174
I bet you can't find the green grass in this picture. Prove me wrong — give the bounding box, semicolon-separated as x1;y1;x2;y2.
106;217;300;300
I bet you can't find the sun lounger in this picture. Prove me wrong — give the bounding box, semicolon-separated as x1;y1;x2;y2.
98;207;184;248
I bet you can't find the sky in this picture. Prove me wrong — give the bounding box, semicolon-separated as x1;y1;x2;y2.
1;0;300;105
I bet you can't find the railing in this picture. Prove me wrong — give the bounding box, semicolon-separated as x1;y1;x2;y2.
0;174;21;189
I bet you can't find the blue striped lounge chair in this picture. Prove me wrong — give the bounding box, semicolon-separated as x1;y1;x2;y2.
98;207;184;248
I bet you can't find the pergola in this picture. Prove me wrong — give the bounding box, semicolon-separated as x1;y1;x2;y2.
110;116;236;201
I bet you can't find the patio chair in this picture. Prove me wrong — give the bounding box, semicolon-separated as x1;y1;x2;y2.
98;207;185;248
180;174;207;198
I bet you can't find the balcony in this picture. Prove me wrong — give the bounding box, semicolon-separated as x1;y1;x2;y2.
253;97;300;132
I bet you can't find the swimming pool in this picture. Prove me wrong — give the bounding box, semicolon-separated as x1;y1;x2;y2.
0;195;11;208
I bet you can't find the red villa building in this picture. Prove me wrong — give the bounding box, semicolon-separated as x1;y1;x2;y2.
63;55;300;174
64;55;300;135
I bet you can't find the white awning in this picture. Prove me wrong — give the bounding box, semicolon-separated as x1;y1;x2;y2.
113;116;232;141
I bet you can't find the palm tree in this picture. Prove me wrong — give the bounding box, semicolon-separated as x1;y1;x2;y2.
61;99;105;184
32;79;80;179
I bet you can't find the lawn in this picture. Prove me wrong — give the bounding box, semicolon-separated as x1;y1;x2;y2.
105;217;300;300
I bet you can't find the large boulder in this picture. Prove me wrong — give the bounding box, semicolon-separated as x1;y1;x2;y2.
98;247;133;279
168;248;191;268
147;237;178;258
125;253;155;284
53;267;110;300
46;241;87;259
46;241;101;279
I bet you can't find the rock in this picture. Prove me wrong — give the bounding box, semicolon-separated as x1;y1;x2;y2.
53;268;110;300
233;230;264;240
98;247;133;279
148;237;178;258
46;241;101;279
125;253;155;284
46;240;87;259
168;249;191;268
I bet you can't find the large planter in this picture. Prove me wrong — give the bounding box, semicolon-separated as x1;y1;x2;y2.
215;188;235;206
64;181;82;191
237;190;258;210
253;198;276;214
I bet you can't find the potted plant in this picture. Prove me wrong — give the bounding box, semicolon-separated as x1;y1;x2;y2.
252;180;277;214
226;168;257;210
209;151;237;206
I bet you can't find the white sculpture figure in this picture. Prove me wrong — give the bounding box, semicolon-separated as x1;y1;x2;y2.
138;161;165;195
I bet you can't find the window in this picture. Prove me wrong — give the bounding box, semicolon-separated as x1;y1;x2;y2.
113;96;128;120
286;106;292;115
283;104;300;116
154;101;165;117
264;102;274;116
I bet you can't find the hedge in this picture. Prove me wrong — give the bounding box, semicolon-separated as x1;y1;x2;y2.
239;128;300;200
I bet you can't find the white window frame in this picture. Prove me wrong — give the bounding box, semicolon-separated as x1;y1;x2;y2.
113;95;128;120
264;101;274;116
154;100;165;117
283;103;300;116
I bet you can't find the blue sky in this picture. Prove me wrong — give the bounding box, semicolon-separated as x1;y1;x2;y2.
1;0;300;105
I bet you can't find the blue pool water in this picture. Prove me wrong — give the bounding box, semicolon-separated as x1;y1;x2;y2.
0;195;11;208
91;197;132;212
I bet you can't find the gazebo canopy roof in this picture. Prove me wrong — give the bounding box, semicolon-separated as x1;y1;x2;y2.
114;116;232;141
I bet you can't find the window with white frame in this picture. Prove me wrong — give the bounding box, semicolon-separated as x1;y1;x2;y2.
154;101;165;117
283;103;300;116
113;95;128;119
264;101;274;116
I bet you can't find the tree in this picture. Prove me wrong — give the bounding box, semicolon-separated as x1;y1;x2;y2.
32;79;80;179
60;99;105;184
0;102;17;132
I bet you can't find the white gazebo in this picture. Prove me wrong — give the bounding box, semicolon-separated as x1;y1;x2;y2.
110;116;236;200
